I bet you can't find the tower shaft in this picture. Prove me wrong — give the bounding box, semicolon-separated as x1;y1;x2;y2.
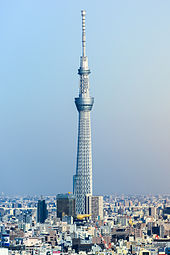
73;11;94;214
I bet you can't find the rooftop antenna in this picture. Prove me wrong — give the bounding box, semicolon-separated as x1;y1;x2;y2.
81;10;86;57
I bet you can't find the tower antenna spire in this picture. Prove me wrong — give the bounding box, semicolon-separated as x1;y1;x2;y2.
81;10;86;57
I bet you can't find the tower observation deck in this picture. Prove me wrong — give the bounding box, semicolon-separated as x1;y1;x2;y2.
73;10;94;214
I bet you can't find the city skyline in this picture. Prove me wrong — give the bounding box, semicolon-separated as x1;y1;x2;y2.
0;0;170;195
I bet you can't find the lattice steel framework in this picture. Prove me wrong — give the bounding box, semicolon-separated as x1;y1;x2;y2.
73;10;94;214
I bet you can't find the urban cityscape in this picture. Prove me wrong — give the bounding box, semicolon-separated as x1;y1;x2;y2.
0;2;170;255
0;194;170;254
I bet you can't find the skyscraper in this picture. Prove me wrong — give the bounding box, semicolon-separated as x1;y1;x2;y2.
37;199;48;224
73;10;94;214
85;195;103;221
56;193;75;219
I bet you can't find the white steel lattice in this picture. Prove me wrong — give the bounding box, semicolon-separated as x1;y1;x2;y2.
73;11;94;214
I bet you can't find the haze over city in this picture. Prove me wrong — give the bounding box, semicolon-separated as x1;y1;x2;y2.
0;0;170;195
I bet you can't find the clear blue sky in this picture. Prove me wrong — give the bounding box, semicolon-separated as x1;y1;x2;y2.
0;0;170;195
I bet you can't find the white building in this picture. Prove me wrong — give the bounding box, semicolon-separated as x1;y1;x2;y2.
0;248;8;255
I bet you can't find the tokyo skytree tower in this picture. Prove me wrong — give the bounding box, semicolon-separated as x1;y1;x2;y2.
73;10;94;214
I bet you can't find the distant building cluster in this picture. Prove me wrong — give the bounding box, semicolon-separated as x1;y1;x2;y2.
0;194;170;254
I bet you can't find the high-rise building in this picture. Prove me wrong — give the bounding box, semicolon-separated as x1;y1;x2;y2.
85;195;103;221
56;193;75;220
73;10;94;214
37;199;48;224
149;206;157;217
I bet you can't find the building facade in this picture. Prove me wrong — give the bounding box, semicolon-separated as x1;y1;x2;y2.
56;193;75;219
85;195;103;221
73;10;94;214
37;199;48;224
